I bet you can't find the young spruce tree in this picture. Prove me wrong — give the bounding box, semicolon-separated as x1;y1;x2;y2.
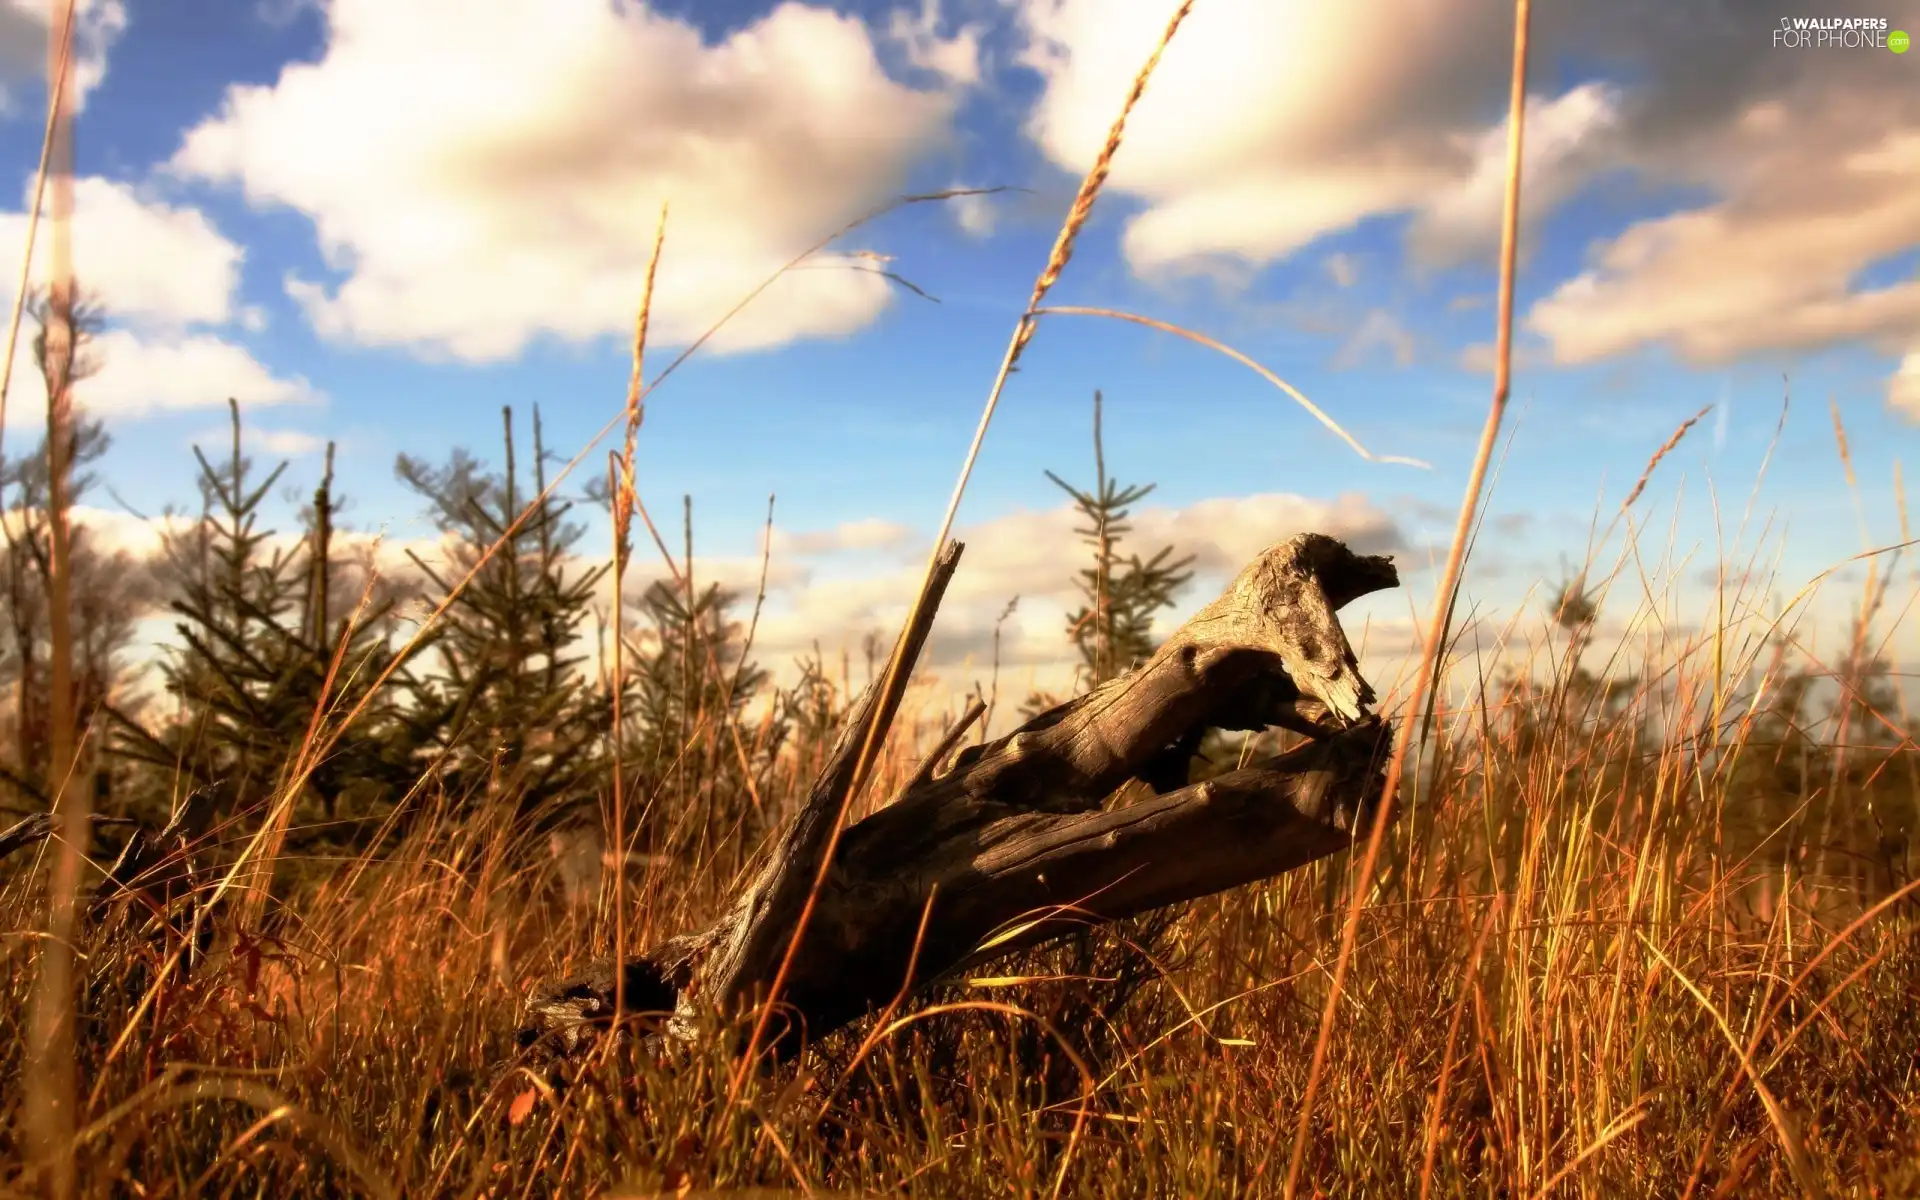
133;402;409;830
1033;390;1193;708
394;405;609;824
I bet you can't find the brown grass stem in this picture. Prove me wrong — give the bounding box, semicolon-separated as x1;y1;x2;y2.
1283;1;1533;1193
22;8;83;1195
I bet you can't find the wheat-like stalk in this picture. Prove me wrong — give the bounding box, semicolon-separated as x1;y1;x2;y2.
732;0;1200;1114
1621;403;1711;514
608;203;668;1024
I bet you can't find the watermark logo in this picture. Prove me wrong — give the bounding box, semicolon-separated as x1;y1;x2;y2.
1773;16;1899;49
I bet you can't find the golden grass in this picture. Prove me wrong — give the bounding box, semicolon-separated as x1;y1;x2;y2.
7;0;1919;1196
4;551;1917;1198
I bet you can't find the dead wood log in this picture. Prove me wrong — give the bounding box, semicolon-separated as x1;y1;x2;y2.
696;538;966;1024
517;532;1399;1066
1;793;208;920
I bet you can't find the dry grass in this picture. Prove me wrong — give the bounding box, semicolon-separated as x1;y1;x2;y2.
5;1;1918;1196
2;543;1917;1198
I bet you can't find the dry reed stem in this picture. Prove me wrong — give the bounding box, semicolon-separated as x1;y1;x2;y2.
722;494;778;725
1579;403;1712;712
22;7;82;1195
734;0;1198;1098
40;0;76;829
1822;402;1884;822
844;3;1195;803
1282;1;1533;1193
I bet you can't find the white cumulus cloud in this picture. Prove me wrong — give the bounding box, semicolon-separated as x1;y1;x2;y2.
1014;0;1521;274
6;330;319;429
1012;0;1920;409
1525;129;1920;376
172;0;975;363
0;177;314;432
766;517;915;558
1889;353;1920;421
0;176;242;328
0;0;127;113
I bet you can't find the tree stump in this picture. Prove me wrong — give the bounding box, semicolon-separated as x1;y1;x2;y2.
518;532;1399;1064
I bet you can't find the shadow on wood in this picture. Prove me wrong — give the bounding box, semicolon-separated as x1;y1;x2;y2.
517;532;1399;1066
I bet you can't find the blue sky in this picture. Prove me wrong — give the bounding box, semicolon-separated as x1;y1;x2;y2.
0;0;1915;704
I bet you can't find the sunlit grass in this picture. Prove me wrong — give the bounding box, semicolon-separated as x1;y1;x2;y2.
4;0;1916;1194
2;507;1916;1198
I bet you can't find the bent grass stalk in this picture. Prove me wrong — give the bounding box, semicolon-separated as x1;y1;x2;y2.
1033;306;1429;468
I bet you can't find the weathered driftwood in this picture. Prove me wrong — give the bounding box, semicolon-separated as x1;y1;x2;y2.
518;532;1399;1064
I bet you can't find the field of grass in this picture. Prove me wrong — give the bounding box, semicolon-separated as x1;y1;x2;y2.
3;553;1918;1200
4;1;1919;1196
